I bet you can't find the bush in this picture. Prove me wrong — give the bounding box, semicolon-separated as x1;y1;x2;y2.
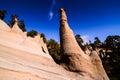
27;30;38;38
47;39;61;64
40;33;47;43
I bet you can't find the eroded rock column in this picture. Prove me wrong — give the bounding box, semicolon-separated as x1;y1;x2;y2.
59;8;109;80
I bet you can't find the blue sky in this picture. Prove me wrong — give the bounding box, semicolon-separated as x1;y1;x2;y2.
0;0;120;43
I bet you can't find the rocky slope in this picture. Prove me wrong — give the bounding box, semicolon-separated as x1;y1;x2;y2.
0;19;90;80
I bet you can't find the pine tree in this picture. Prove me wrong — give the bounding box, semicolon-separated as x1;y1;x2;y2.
0;10;7;20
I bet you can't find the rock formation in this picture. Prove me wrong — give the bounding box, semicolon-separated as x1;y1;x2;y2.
0;19;11;31
0;8;109;80
11;18;23;33
59;8;109;80
0;19;89;80
0;18;50;58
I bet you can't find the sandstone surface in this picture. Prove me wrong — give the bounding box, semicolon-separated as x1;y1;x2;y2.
0;19;90;80
0;8;109;80
59;8;109;80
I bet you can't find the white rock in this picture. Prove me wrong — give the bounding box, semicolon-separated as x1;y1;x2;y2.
0;19;11;31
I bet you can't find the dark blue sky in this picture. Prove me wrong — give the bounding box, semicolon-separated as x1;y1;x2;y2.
0;0;120;43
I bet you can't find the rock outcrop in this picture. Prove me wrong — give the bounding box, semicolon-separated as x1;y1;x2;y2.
59;8;109;80
0;18;50;58
0;8;109;80
0;19;11;31
0;19;90;80
11;18;23;34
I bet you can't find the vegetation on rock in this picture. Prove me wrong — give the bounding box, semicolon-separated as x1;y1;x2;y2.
27;30;38;38
41;33;47;43
9;14;26;32
18;20;27;32
86;35;120;80
47;39;60;64
75;34;86;51
0;10;7;20
101;35;120;80
9;14;18;27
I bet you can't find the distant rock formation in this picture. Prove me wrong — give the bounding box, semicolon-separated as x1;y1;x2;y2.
59;8;109;80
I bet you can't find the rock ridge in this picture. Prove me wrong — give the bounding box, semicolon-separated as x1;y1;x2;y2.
0;18;50;58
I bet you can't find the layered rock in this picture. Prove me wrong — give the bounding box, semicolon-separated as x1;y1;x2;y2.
0;19;11;31
34;34;49;54
0;9;109;80
0;18;51;58
59;8;109;80
11;18;23;33
0;19;88;80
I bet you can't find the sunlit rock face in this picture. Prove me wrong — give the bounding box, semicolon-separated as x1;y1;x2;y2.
0;19;63;80
59;8;109;80
0;8;109;80
0;18;50;58
0;19;91;80
11;18;23;33
0;19;11;31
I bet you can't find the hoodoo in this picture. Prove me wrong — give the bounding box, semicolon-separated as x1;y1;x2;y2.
59;8;109;80
11;18;23;33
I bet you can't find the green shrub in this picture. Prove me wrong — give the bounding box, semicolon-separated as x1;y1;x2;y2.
27;30;38;38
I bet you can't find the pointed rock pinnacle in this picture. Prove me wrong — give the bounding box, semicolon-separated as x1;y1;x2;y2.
59;8;67;21
11;17;23;33
59;8;109;80
59;8;85;56
15;17;18;25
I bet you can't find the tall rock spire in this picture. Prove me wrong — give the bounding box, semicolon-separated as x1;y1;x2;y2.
59;8;109;80
59;8;85;56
